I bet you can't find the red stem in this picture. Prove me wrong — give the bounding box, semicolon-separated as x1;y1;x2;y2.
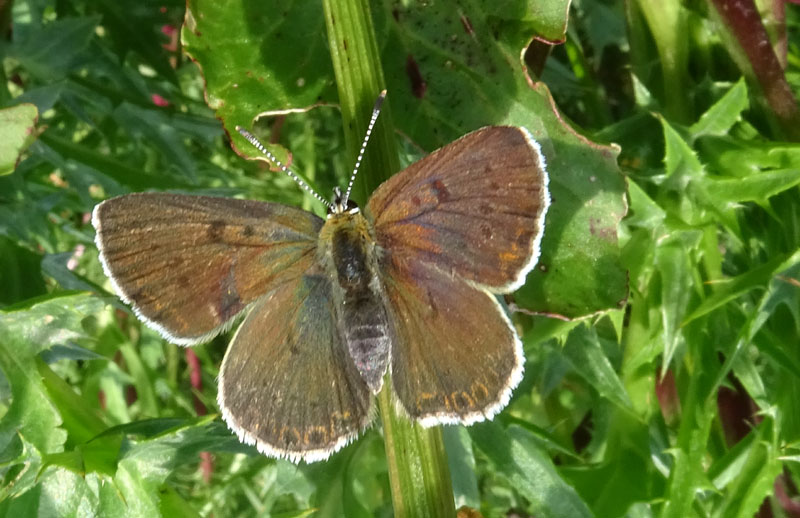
709;0;800;139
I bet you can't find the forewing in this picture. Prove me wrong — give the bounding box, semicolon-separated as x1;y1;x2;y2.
219;273;372;462
92;193;322;344
366;126;549;292
382;251;523;425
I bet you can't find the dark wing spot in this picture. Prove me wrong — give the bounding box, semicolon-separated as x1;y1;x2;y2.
243;225;255;237
480;224;492;240
127;289;144;303
307;427;327;445
425;287;439;318
431;179;450;203
479;203;492;216
516;230;532;247
208;220;226;242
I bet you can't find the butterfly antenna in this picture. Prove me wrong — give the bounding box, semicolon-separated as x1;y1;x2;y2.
236;126;333;209
342;90;387;206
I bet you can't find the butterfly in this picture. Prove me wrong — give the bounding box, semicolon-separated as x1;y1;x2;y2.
92;92;550;462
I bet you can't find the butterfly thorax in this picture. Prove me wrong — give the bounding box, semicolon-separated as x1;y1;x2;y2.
318;209;391;393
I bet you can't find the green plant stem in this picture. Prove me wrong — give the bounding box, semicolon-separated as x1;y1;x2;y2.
379;384;456;518
632;0;691;123
621;291;657;419
321;1;456;516
322;0;398;202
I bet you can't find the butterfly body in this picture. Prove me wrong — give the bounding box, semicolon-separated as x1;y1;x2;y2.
320;209;391;393
93;125;550;462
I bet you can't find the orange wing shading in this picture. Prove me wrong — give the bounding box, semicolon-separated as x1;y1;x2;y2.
367;126;549;292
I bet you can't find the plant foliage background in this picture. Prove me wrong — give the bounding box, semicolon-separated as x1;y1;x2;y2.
1;0;800;517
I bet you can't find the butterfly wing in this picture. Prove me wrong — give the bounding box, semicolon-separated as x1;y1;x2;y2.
219;272;372;462
366;126;549;292
366;126;549;424
93;193;322;345
381;251;522;424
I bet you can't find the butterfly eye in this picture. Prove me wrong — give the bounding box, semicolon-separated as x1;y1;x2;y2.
328;187;360;215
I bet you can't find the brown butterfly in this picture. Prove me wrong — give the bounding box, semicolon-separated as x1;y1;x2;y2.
92;92;550;462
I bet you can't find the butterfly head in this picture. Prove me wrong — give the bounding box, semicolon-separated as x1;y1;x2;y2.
329;187;360;217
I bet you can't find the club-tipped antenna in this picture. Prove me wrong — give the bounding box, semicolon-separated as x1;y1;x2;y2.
236;126;333;210
342;90;387;207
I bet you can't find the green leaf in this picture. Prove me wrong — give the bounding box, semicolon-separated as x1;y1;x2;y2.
158;486;203;518
93;417;199;440
0;104;38;176
698;137;800;179
442;426;480;509
740;251;800;346
38;132;184;191
1;292;104;355
470;422;593;518
342;435;386;518
0;236;47;306
625;180;666;230
117;343;159;418
654;236;695;370
181;0;337;138
661;116;703;183
522;0;571;42
563;324;632;411
659;115;741;233
112;102;199;181
707;428;757;489
513;102;628;318
0;294;107;493
37;468;101;517
711;424;781;518
0;293;103;458
683;253;790;325
10;16;100;80
689;79;748;139
563;449;658;518
0;335;65;467
697;168;800;204
659;395;716;518
483;0;572;46
94;0;179;85
37;359;107;445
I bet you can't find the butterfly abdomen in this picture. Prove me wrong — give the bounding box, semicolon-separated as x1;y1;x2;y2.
341;292;391;393
321;211;392;394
